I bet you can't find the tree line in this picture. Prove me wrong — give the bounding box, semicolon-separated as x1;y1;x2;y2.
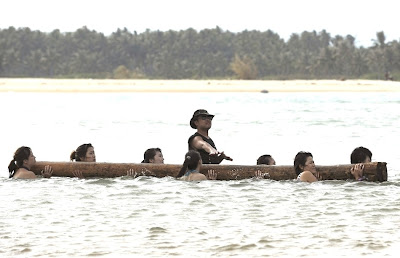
0;26;399;80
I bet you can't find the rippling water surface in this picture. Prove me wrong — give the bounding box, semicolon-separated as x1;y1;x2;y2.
1;91;400;256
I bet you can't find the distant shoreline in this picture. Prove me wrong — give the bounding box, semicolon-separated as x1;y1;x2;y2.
1;78;400;92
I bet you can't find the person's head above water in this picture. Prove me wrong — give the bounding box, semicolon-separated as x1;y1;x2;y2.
350;146;372;164
177;150;202;178
257;154;276;165
8;146;34;178
294;151;315;176
70;143;96;162
142;148;164;164
190;109;214;129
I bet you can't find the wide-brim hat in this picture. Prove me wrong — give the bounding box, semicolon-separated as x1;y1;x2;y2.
190;109;214;129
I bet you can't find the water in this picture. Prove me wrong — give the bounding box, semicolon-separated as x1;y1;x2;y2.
1;91;400;257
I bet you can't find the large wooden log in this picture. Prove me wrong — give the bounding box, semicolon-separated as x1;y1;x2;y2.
31;161;387;182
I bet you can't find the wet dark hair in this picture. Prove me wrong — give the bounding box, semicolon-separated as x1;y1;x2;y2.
70;143;93;161
350;147;372;164
177;150;201;178
294;151;313;176
8;146;31;178
257;154;274;165
141;148;162;163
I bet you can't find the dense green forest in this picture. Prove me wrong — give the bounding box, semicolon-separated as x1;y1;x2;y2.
0;26;399;80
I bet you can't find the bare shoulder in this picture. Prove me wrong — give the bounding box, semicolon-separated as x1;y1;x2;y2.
299;171;317;183
190;135;207;149
192;135;204;143
13;170;37;179
188;173;207;181
179;176;188;181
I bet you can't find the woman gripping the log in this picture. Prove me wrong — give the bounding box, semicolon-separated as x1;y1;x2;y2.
176;150;217;181
70;143;96;178
8;146;53;179
141;148;164;164
126;148;165;177
294;151;321;183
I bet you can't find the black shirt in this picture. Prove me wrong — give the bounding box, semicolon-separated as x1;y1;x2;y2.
188;132;221;164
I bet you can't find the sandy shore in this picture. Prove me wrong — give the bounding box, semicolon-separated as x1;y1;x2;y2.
1;78;400;92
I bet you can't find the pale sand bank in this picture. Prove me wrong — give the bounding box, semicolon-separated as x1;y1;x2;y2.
1;78;400;92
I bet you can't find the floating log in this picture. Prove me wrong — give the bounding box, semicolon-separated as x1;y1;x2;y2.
31;161;387;182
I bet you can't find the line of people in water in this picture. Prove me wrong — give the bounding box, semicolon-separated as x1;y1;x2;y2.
7;109;372;182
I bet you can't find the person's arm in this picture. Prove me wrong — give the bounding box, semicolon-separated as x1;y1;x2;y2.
191;136;233;163
191;136;218;155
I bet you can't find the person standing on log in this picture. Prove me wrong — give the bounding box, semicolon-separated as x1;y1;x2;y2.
350;146;372;181
294;151;321;183
188;109;232;164
70;143;96;178
8;146;53;179
176;150;217;181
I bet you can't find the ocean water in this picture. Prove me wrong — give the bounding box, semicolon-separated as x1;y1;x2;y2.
1;91;399;257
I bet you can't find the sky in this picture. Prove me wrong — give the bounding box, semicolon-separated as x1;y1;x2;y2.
1;0;399;47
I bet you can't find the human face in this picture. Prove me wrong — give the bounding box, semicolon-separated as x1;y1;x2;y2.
195;115;213;129
363;156;371;163
24;150;36;168
301;156;316;173
198;115;213;121
82;147;96;162
150;151;164;164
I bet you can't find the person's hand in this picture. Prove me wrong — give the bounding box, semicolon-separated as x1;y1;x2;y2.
207;169;217;180
254;170;263;179
254;170;270;179
41;165;53;178
218;151;233;161
351;163;364;180
72;170;84;179
313;171;322;181
127;169;137;177
208;149;219;156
